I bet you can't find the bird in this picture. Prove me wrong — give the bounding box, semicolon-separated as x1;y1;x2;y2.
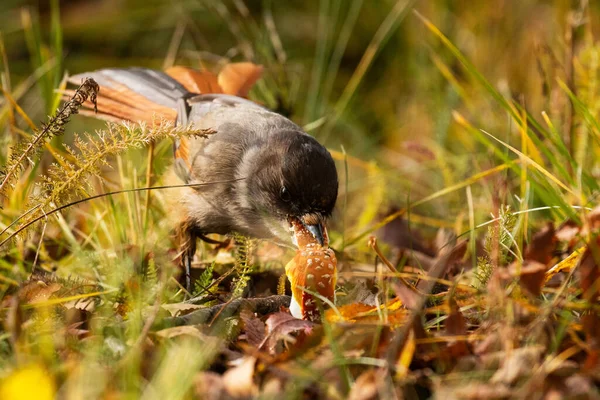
66;63;339;291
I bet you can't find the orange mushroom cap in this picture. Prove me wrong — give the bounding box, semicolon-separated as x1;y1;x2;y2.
286;218;337;321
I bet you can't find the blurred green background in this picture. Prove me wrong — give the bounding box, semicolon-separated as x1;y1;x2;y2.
1;0;599;247
2;2;600;397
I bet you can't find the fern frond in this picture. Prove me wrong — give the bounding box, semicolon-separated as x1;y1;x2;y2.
0;120;214;248
231;233;254;298
0;78;99;199
146;256;158;286
193;262;215;297
473;205;516;288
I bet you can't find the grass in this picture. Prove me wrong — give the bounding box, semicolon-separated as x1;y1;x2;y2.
1;0;600;398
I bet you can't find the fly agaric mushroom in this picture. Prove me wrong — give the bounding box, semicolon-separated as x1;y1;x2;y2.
285;217;337;321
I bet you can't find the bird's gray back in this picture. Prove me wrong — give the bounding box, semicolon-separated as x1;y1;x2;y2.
185;95;304;182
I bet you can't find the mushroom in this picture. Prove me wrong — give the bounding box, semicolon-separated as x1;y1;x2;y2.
285;218;337;321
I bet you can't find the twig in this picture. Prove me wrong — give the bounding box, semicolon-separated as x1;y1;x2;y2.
0;178;244;249
157;295;290;329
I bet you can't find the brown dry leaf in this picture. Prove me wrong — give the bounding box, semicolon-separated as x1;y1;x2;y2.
161;302;205;317
444;298;470;359
218;63;263;97
490;346;544;386
508;260;547;296
445;298;467;336
578;238;600;351
260;377;283;398
555;220;580;244
543;374;597;400
259;312;315;354
348;370;379;400
154;325;206;340
19;281;62;304
240;309;265;347
589;206;600;230
450;383;512;400
578;240;600;304
524;223;556;265
222;356;258;398
194;372;227;400
391;280;419;310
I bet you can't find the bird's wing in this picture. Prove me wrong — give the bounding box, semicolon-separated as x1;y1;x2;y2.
173;94;277;184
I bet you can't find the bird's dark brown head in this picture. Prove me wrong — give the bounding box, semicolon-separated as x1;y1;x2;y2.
247;131;338;245
280;134;338;217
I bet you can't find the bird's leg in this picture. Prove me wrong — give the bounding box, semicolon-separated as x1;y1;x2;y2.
198;233;229;247
176;222;197;294
177;227;228;294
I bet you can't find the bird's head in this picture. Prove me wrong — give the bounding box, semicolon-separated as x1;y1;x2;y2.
245;131;338;246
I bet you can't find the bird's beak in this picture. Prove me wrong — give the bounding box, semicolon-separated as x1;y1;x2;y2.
305;223;325;246
301;217;327;247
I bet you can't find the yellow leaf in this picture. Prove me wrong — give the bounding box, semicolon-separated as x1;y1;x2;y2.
396;329;416;379
545;246;585;282
325;297;406;324
0;365;55;400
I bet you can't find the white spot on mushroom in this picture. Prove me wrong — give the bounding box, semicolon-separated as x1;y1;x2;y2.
307;274;315;281
318;282;326;288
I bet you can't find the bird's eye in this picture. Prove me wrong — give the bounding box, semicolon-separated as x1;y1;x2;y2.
280;186;291;202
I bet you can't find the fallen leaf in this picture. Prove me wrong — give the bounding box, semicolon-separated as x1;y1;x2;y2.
161;302;206;317
445;298;467;336
490;346;544;385
396;329;416;379
589;206;600;230
545;246;584;282
222;356;258;398
240;309;265;347
155;325;206;340
194;372;226;400
325;298;407;324
555;220;580;244
259;312;315;354
348;370;379;400
19;281;62;304
451;383;512;400
578;240;600;303
543;374;595;400
508;260;547;296
524;222;556;265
